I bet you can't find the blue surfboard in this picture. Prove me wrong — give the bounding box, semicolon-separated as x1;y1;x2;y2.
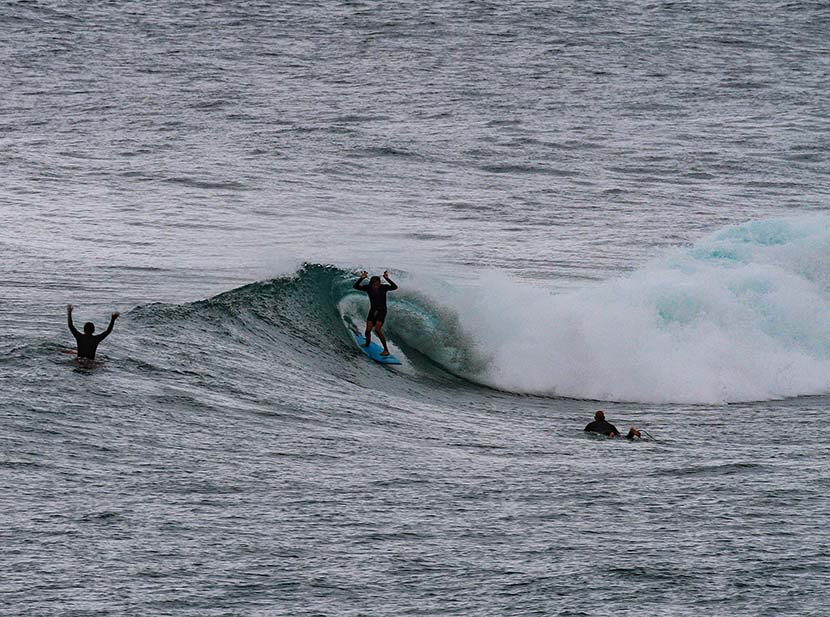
354;335;402;365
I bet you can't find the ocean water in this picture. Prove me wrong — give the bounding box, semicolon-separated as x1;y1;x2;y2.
2;1;830;615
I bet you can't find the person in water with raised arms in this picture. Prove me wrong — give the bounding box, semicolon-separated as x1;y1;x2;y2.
584;410;641;440
67;304;119;365
353;270;398;356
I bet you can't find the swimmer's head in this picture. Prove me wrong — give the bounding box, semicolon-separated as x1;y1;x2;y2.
595;410;605;420
369;276;381;288
83;322;95;334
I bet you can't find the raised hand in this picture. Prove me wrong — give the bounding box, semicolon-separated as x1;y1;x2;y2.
111;312;120;320
383;270;389;279
360;270;368;279
67;304;73;314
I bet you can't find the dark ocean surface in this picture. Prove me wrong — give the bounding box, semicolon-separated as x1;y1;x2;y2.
2;1;830;615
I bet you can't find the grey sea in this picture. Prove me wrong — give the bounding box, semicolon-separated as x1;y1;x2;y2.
2;1;830;615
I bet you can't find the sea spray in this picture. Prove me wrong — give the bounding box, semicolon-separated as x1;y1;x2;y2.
435;215;830;404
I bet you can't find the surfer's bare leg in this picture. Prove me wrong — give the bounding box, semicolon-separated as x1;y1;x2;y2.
363;321;373;346
374;322;389;355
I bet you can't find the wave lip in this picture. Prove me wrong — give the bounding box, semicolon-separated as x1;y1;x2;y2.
460;215;830;404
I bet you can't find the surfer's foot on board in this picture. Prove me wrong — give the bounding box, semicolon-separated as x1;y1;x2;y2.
362;340;372;347
380;350;390;356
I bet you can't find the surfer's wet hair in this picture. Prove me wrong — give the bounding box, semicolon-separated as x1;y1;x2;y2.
369;276;381;286
83;322;95;334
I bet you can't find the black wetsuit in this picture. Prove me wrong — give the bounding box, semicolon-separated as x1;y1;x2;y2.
354;277;398;323
68;315;116;360
584;419;620;437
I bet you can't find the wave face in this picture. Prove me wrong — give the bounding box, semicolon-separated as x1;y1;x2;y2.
128;265;483;399
446;215;830;403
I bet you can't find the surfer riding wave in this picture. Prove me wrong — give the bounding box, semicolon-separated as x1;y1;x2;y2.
354;271;398;356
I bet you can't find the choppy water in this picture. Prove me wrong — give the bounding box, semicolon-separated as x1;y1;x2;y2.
2;1;830;615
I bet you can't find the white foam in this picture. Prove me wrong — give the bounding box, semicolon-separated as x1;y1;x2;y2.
419;215;830;404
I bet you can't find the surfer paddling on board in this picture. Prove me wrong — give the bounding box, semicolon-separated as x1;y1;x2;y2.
67;304;119;366
354;270;398;356
584;410;642;440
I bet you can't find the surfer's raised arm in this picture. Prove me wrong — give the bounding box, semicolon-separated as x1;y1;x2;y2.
354;271;369;290
96;312;120;341
67;304;80;337
382;270;398;291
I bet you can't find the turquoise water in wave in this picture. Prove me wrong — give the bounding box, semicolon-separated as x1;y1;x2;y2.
2;1;830;615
